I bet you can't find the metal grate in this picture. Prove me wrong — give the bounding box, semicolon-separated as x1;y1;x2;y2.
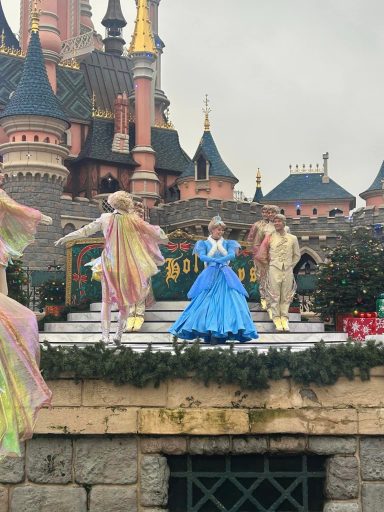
168;454;326;512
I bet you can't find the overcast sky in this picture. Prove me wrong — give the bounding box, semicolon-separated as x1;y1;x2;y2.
3;0;384;208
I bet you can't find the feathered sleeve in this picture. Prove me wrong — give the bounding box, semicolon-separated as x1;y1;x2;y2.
193;240;207;257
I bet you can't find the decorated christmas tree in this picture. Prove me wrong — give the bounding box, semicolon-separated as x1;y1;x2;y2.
6;260;29;306
39;279;66;308
313;226;384;321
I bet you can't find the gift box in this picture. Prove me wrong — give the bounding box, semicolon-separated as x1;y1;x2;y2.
343;317;384;341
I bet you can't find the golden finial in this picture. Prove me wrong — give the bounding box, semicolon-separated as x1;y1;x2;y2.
0;30;5;49
128;0;157;55
203;94;211;132
92;91;96;115
31;0;41;33
256;168;262;188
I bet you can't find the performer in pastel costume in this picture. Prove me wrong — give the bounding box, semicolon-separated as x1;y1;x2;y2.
0;293;52;458
169;216;258;343
264;214;301;332
0;175;52;296
55;191;168;345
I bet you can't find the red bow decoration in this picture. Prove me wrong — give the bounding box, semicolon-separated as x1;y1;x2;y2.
167;242;192;253
73;273;87;284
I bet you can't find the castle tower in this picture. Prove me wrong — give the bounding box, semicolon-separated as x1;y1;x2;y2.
80;0;94;32
252;169;264;203
147;0;170;125
102;0;127;57
360;161;384;208
0;3;70;268
177;96;238;201
128;0;160;208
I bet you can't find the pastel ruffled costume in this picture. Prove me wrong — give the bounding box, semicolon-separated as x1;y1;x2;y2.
0;189;42;266
169;238;258;343
0;293;51;458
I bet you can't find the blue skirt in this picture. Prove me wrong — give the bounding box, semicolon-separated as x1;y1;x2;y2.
169;268;258;343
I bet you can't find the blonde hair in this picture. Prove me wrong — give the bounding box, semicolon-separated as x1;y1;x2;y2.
274;213;286;224
108;191;135;213
208;215;226;233
268;205;280;214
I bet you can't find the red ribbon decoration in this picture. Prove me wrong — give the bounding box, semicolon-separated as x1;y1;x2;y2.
166;241;192;253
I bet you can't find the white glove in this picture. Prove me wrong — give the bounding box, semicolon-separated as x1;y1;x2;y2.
41;214;53;225
54;237;68;247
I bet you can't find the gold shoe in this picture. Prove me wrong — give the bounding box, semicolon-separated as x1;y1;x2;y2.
268;308;273;320
281;318;290;331
260;299;267;311
132;316;144;332
126;317;135;332
273;317;284;331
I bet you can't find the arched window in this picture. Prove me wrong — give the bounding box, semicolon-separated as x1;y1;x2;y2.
280;209;285;215
44;137;50;143
11;137;15;142
329;208;343;217
22;135;26;142
196;155;208;180
296;208;301;216
312;208;317;215
63;223;76;236
99;176;119;194
34;135;39;142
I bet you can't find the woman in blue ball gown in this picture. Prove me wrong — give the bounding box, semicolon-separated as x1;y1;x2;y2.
169;216;258;343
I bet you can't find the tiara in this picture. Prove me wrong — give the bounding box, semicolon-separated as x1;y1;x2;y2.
211;215;225;225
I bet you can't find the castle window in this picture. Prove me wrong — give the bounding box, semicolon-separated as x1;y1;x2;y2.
296;208;301;216
34;135;39;142
44;137;50;143
63;223;76;236
312;208;317;215
22;135;26;142
12;137;15;142
195;155;209;181
280;209;285;215
329;208;343;217
99;176;119;194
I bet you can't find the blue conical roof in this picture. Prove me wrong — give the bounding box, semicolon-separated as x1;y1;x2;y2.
0;30;69;125
179;130;238;182
360;161;384;198
253;187;263;203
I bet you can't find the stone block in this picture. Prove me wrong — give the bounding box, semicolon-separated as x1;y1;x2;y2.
362;483;384;512
75;437;137;484
0;485;8;512
358;408;384;434
232;437;268;454
189;437;230;455
82;380;167;407
89;485;137;512
324;503;360;512
47;380;82;407
326;456;359;499
0;444;25;483
26;437;72;483
140;437;187;454
10;485;87;512
35;406;138;434
140;455;169;507
269;435;307;452
308;436;357;455
360;437;384;480
139;408;249;435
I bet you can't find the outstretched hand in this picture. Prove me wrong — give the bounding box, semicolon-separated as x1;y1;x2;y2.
54;237;66;247
40;214;53;225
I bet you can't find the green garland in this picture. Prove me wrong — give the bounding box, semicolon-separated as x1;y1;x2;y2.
40;340;384;390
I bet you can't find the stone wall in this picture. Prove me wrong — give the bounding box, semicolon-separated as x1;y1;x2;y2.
0;373;380;510
1;433;384;511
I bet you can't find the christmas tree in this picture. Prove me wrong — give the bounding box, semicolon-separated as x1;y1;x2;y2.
39;279;66;308
6;260;29;306
313;226;384;321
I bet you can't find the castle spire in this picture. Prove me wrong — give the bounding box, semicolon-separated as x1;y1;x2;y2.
30;0;40;33
102;0;127;56
253;169;264;203
129;0;157;55
203;94;211;132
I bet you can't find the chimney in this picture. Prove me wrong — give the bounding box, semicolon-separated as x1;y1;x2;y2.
322;152;329;184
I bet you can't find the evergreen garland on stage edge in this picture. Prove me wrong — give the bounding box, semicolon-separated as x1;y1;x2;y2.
40;340;384;390
313;226;384;321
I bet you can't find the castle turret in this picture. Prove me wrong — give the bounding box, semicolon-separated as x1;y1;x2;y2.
177;96;238;201
128;0;160;208
102;0;127;57
0;1;20;49
252;169;264;203
360;161;384;208
0;3;70;268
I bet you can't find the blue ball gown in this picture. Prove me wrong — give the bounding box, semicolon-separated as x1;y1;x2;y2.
169;238;258;343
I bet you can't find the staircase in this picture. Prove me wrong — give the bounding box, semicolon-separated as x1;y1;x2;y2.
39;302;348;351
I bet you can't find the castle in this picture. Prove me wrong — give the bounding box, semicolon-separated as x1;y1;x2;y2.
0;0;383;277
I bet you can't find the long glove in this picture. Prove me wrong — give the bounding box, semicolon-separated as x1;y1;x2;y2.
214;251;236;264
198;254;219;264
